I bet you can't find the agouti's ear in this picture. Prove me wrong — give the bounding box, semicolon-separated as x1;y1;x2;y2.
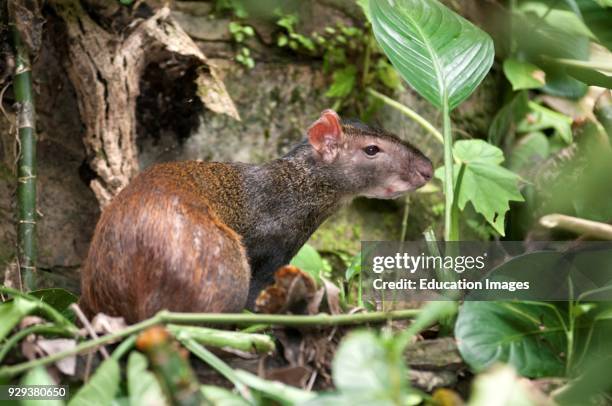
307;109;344;162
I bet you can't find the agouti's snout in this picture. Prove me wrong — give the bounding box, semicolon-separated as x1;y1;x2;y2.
409;153;434;187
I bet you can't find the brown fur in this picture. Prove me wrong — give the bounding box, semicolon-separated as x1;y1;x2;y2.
80;162;250;323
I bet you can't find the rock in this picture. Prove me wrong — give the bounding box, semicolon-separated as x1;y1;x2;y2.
171;10;232;41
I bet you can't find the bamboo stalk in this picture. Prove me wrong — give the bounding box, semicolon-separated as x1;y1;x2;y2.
12;27;37;291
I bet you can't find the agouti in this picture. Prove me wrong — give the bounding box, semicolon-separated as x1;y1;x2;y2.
79;110;433;322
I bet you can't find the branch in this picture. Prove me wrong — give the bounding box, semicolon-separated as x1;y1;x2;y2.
540;214;612;240
0;308;420;378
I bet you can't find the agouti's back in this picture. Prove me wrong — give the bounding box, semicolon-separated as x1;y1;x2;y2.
80;162;250;323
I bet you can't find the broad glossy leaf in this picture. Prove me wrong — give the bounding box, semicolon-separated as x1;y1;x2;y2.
68;358;120;406
455;301;566;377
503;59;545;90
436;140;524;235
0;297;37;341
127;352;166;406
370;0;494;110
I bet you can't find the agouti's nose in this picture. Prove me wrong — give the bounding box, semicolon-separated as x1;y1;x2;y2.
415;158;433;183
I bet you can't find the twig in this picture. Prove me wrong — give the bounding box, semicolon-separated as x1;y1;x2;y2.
70;303;109;359
540;214;612;240
0;308;420;379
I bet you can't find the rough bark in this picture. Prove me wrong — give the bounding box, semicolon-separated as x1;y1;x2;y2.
51;1;238;206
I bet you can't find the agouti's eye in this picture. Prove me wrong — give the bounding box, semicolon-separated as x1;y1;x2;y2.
364;145;380;156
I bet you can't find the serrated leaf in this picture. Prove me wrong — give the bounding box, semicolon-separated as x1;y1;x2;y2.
68;358;120;406
456;301;566;377
370;0;494;110
127;352;166;406
436;140;524;235
453;139;504;165
503;59;546;90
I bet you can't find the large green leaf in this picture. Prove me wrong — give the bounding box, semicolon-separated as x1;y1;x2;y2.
435;140;524;236
68;358;120;406
455;302;567;378
370;0;494;110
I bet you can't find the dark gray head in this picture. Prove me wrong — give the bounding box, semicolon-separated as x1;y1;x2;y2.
306;109;433;199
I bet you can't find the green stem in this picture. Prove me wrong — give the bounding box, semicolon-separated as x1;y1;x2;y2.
0;324;72;363
549;57;612;73
0;308;420;378
181;338;253;401
400;195;410;241
0;286;78;333
442;100;456;241
361;35;372;87
12;27;37;290
111;334;136;360
168;324;275;354
566;281;575;375
449;164;465;241
367;88;444;144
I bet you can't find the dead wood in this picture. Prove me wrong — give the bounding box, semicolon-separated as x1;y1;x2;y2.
51;1;238;206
